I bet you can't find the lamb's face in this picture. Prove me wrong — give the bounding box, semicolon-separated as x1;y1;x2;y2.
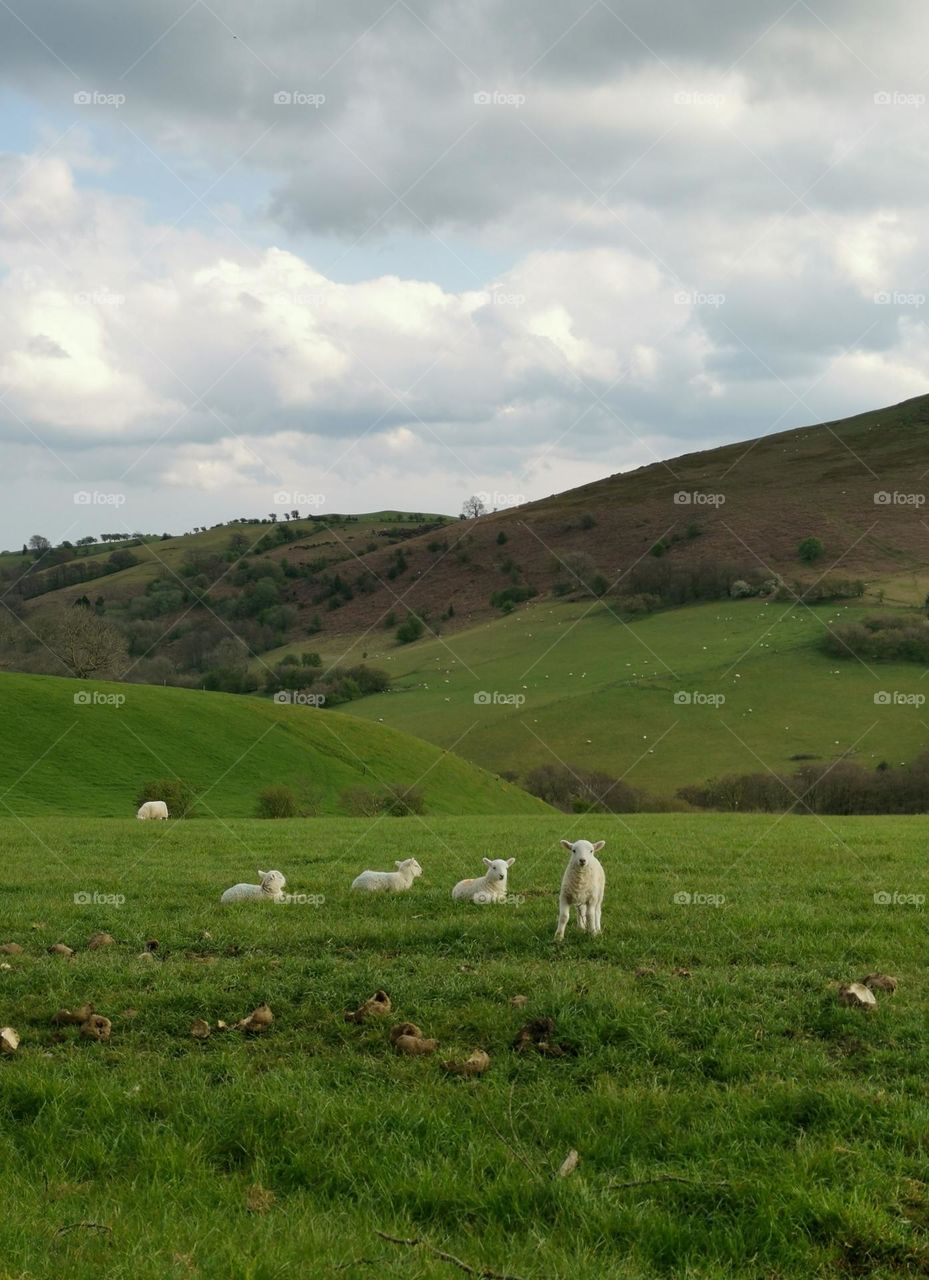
482;857;514;883
260;870;286;893
396;858;422;878
560;839;605;868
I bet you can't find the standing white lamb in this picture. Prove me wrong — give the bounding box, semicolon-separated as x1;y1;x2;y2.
136;800;169;820
554;839;605;941
351;858;422;893
220;870;287;904
452;858;514;903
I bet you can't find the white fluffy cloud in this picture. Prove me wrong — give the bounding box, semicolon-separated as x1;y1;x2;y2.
1;1;928;541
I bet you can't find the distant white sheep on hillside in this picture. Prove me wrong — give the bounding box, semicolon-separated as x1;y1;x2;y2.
220;870;287;904
351;859;422;893
137;800;169;820
452;857;514;903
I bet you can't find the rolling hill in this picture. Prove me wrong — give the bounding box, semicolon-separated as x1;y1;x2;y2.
6;396;929;672
0;672;549;817
336;595;929;799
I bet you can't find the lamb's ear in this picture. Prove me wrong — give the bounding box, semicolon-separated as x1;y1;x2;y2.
395;861;403;869
258;869;268;878
483;857;492;867
560;840;574;851
506;857;515;867
592;841;605;853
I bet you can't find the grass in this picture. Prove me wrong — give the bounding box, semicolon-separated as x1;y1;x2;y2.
1;812;928;1278
338;596;929;797
0;672;546;817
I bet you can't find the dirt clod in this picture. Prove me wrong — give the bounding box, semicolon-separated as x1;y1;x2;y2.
838;982;877;1009
394;1034;438;1056
344;990;392;1023
441;1049;490;1077
80;1015;112;1042
862;973;897;993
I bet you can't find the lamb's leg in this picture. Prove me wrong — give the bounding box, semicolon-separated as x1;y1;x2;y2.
576;902;589;932
590;897;602;935
554;898;570;941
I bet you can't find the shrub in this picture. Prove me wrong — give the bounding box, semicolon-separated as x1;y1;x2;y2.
822;612;929;663
256;784;298;818
579;512;597;530
524;762;665;813
490;584;535;610
340;786;382;817
678;750;929;815
379;783;426;816
396;613;425;644
496;530;508;545
798;536;824;564
617;592;661;615
135;778;198;818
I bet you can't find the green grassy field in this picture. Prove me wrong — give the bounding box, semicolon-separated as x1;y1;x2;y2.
336;597;929;797
0;672;545;817
0;813;926;1279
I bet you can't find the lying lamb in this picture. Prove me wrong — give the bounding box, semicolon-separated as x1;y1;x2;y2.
555;839;605;941
351;858;422;893
137;800;169;820
452;857;515;903
220;870;287;904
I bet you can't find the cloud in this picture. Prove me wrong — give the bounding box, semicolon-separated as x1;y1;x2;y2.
1;2;928;541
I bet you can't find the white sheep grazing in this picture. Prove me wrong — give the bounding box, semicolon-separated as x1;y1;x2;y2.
136;800;169;820
452;857;515;903
351;858;422;893
554;839;605;941
220;869;287;904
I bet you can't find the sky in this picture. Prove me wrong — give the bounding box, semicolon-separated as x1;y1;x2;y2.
0;0;928;548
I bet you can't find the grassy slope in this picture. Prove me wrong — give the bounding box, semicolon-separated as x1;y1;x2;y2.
338;596;929;795
15;510;450;608
1;813;927;1279
0;672;546;817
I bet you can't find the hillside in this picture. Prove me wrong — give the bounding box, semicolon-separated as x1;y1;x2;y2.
337;595;929;798
0;672;548;817
3;395;929;695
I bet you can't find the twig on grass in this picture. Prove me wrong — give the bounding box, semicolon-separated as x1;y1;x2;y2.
54;1221;113;1237
477;1094;540;1177
375;1231;527;1280
607;1174;718;1189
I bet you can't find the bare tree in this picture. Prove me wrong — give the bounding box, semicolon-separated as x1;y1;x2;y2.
461;495;487;520
28;534;51;555
44;608;129;680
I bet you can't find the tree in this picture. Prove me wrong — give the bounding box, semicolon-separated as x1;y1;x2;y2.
396;613;425;644
798;536;825;565
461;495;487;520
28;534;50;556
44;607;128;679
